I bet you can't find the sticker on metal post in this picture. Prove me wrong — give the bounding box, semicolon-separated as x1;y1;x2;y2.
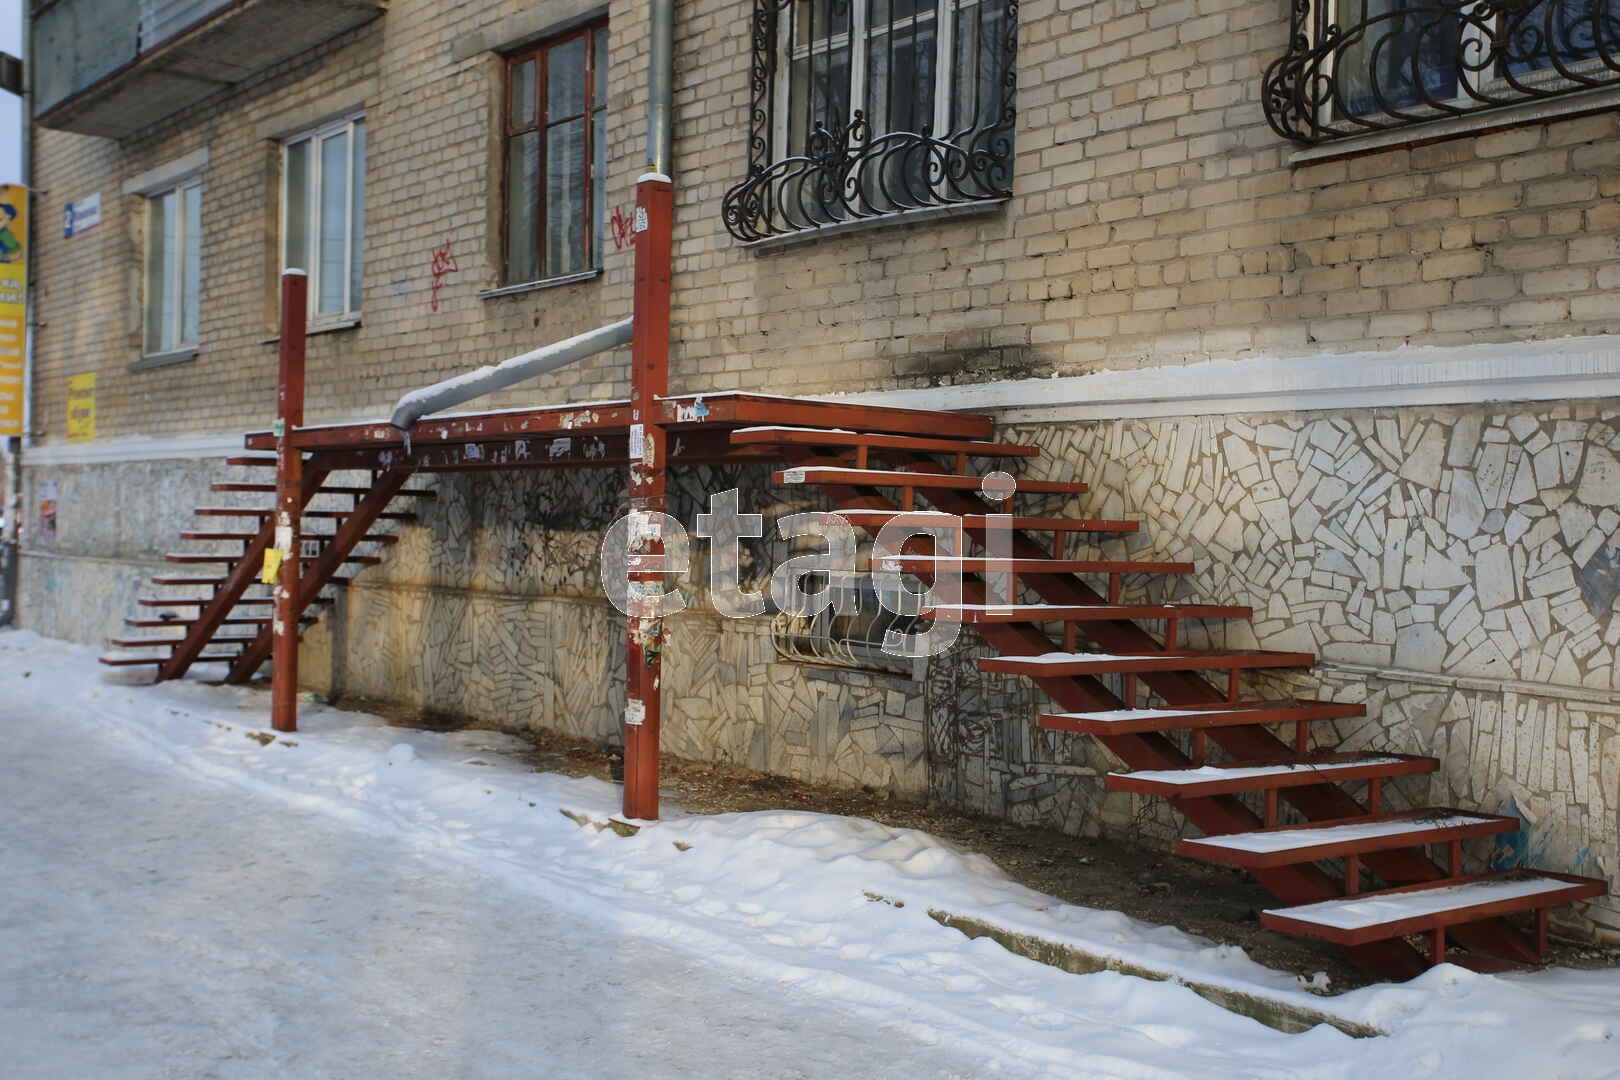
634;206;649;234
629;423;644;458
625;698;646;727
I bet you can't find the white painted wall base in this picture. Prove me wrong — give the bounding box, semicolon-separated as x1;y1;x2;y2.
823;335;1620;424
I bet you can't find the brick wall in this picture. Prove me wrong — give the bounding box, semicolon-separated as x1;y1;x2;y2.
27;0;1620;443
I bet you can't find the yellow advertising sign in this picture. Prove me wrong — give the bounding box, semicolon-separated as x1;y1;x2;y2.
67;372;96;442
0;184;26;436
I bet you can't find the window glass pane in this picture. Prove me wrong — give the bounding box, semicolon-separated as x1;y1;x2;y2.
506;130;540;283
181;184;201;345
1505;0;1620;76
350;119;366;311
592;106;606;264
788;47;851;154
594;27;609;105
794;0;851;48
284;139;310;274
318;130;350;314
867;18;935;136
145;191;171;354
952;0;1002;133
548;36;587;118
1336;0;1460;116
545;117;586;277
511;59;537;126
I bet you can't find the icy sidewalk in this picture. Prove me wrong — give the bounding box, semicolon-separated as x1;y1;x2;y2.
3;630;1616;1079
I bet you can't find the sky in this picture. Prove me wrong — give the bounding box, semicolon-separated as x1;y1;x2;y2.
0;0;20;186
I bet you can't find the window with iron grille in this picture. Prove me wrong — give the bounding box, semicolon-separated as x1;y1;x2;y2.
723;0;1017;243
1265;0;1620;144
504;23;609;284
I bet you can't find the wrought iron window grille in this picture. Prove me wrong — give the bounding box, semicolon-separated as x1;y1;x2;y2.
1265;0;1620;144
723;0;1017;243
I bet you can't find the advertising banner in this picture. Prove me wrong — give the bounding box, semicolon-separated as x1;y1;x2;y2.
0;184;26;437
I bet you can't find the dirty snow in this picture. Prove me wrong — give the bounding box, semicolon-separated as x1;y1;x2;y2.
2;629;1617;1079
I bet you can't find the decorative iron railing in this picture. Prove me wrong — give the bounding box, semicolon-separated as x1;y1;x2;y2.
722;0;1017;243
1265;0;1620;143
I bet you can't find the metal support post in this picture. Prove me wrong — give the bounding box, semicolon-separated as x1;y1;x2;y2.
271;270;307;733
623;172;673;820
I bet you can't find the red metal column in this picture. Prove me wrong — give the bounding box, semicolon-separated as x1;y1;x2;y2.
623;173;673;820
271;270;308;733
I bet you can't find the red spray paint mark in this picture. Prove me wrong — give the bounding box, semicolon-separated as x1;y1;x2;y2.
430;239;459;312
609;205;635;251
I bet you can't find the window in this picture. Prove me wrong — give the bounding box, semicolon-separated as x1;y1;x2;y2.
770;570;927;672
282;115;366;323
723;0;1016;242
144;179;202;356
504;23;609;284
1265;0;1620;144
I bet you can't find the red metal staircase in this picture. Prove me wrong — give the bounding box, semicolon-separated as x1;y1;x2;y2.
100;455;428;684
742;423;1607;979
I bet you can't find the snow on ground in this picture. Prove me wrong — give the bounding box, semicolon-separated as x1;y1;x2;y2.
2;629;1617;1079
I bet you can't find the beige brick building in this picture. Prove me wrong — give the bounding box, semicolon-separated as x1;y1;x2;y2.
12;0;1620;943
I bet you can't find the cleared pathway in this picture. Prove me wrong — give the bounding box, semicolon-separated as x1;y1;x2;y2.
0;702;985;1080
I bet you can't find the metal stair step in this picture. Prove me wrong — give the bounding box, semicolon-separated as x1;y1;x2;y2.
193;507;416;521
226;456;279;468
125;616;316;628
164;553;382;566
1104;752;1438;799
98;653;240;667
876;556;1194;575
730;427;1040;457
776;467;1087;495
1040;700;1366;735
1259;870;1607;950
826;510;1138;533
1180;809;1521;869
978;650;1315;677
179;531;398;543
210;483;435;497
136;596;334;608
934;602;1250;623
152;575;353;587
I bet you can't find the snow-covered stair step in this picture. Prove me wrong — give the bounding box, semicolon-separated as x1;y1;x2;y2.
934;602;1249;623
1260;870;1606;952
1180;809;1520;869
1105;752;1438;798
1040;700;1365;735
823;510;1139;534
774;466;1088;495
979;650;1316;677
876;556;1194;575
98;653;240;667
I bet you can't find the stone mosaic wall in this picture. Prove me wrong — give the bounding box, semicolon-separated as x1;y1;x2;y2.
989;397;1620;941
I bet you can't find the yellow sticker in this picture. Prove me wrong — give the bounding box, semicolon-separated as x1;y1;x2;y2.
260;547;284;584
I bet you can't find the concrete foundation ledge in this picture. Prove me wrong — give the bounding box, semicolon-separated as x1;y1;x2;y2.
925;909;1384;1039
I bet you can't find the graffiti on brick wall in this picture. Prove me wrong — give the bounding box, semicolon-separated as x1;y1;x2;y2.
430;239;458;312
609;206;634;251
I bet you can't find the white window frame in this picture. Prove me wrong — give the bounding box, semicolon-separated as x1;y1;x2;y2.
280;112;366;327
771;0;981;168
142;177;203;358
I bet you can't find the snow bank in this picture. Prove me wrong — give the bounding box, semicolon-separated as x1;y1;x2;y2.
3;629;1617;1079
